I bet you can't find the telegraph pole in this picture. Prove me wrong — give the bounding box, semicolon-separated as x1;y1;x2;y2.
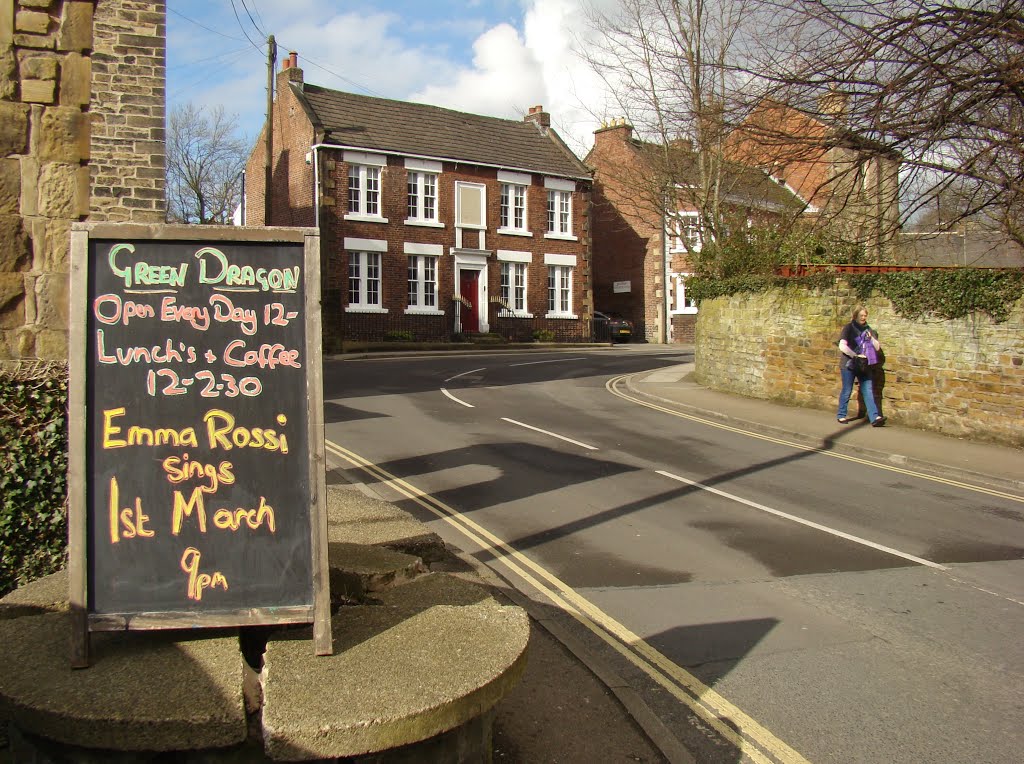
264;35;277;225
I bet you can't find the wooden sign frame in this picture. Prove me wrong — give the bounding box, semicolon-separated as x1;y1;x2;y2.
68;223;332;667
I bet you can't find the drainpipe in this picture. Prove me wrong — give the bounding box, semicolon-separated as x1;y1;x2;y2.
309;143;331;230
661;213;670;344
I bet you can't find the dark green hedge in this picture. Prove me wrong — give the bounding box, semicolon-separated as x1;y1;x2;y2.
0;362;68;598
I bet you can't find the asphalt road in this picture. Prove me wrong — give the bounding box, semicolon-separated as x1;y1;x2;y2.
322;347;1024;764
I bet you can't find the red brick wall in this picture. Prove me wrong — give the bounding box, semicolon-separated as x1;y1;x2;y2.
588;124;667;342
320;158;590;343
671;314;696;343
724;102;830;209
244;67;314;227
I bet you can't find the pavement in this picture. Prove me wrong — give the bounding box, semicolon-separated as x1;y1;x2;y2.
626;361;1023;494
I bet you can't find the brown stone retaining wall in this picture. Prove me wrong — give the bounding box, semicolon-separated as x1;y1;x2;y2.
0;0;165;361
694;282;1024;447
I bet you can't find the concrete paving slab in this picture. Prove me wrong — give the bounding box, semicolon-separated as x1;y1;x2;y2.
0;612;247;752
261;575;529;761
327;484;447;562
328;541;428;602
373;571;499;609
0;569;67;619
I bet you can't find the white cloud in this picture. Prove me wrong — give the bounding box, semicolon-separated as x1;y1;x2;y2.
169;0;619;156
408;0;614;155
411;24;544;119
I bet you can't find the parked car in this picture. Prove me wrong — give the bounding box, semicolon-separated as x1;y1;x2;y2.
593;311;633;343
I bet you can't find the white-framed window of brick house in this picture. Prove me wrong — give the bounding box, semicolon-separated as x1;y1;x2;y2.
455;181;486;229
345;238;387;313
544;177;576;241
405;158;443;227
671;272;699;315
405;242;444;315
544;253;577;318
668;211;703;253
498;170;531;237
345;151;388;223
497;250;532;317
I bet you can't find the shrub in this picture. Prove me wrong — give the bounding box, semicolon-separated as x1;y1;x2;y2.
532;329;556;342
383;330;414;342
0;362;69;597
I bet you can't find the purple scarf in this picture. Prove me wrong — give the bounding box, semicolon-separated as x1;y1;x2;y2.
857;328;878;365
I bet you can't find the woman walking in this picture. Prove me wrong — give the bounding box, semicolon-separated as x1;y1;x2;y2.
837;306;886;426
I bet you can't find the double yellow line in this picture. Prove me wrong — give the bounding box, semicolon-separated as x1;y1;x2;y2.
325;438;810;764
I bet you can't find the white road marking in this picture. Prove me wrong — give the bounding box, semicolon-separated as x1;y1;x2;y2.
509;356;587;367
440;387;474;408
501;417;599;450
656;469;948;570
444;367;485;382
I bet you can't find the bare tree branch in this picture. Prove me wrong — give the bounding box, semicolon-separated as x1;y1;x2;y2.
166;103;249;225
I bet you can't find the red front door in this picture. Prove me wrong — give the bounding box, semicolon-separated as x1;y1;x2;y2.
459;270;479;333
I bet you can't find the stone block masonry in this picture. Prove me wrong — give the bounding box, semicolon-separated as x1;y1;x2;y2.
0;0;166;360
694;282;1024;447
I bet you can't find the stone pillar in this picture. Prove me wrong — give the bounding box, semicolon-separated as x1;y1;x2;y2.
0;1;166;360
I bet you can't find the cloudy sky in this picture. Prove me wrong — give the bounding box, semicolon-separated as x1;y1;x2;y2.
168;0;621;158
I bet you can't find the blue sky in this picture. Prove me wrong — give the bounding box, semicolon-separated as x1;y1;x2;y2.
167;0;616;157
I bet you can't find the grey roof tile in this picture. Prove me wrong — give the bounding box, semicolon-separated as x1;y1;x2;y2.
295;84;591;181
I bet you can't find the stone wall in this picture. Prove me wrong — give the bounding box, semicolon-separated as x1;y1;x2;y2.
695;282;1024;447
0;0;165;360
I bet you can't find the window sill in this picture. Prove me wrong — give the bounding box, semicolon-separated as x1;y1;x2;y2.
544;312;579;320
345;306;389;314
671;308;699;315
497;228;532;238
404;308;446;316
543;232;578;242
344;214;390;224
405;219;445;228
498;310;534;319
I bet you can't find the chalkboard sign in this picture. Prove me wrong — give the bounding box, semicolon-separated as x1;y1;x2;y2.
68;224;331;666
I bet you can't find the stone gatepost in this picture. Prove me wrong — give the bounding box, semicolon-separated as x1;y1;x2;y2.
0;0;166;361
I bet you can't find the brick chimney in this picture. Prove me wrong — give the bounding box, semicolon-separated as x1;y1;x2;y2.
278;50;303;87
524;105;550;128
593;117;633;145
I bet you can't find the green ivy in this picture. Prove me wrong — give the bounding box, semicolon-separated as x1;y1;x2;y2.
688;268;1024;324
687;272;835;303
849;270;1024;322
0;363;69;597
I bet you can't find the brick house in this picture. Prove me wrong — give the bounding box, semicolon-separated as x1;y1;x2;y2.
724;98;901;256
586;120;803;344
244;53;593;348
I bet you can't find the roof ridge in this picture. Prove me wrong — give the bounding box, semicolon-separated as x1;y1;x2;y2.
301;83;541;130
294;81;591;178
